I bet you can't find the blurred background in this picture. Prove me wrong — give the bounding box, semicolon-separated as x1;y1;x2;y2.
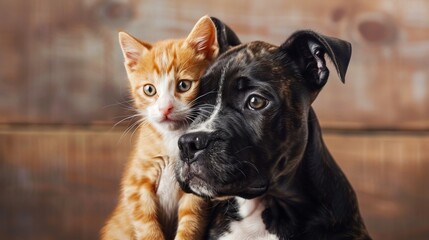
0;0;428;239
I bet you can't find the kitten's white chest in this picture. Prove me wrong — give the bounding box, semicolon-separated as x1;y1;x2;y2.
155;129;183;232
156;130;182;216
157;161;181;230
158;127;183;157
156;162;179;217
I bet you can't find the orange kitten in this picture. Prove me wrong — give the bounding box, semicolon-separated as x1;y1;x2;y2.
101;16;219;240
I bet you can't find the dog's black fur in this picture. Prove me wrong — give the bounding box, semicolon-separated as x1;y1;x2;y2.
210;16;242;54
176;30;371;239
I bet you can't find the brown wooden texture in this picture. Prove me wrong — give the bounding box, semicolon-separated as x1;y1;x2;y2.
0;127;131;240
0;0;428;129
1;0;428;239
325;131;429;240
0;128;428;240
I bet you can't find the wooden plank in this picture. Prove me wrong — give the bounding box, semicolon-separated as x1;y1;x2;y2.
0;127;428;239
0;0;428;129
0;127;132;240
0;0;133;124
324;131;429;240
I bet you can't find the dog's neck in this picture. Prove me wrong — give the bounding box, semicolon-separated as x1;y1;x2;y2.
217;197;278;240
299;108;363;224
236;197;261;217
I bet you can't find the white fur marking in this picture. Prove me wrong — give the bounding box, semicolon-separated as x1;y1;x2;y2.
219;198;279;240
189;67;227;133
157;161;180;222
162;130;183;158
161;51;169;68
146;67;190;134
190;184;214;197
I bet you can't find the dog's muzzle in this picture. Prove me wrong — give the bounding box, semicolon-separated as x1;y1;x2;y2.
178;132;210;164
176;131;269;199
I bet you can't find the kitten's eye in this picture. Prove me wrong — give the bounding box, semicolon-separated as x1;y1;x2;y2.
247;95;268;110
177;80;192;93
143;84;156;96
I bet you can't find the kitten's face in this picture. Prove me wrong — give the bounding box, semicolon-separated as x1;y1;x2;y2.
119;16;218;132
130;40;212;131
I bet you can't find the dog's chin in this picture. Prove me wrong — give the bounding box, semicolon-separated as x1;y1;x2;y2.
178;173;268;200
237;185;269;199
176;139;269;199
179;176;217;199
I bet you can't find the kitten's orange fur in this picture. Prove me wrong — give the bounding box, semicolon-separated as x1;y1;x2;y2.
101;16;219;240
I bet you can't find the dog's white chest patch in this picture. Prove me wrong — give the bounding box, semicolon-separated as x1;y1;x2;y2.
219;198;279;240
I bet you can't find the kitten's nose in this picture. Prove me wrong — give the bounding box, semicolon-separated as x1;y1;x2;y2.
178;132;210;163
159;104;174;117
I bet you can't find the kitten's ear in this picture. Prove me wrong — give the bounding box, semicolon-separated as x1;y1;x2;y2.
186;15;218;59
118;32;152;71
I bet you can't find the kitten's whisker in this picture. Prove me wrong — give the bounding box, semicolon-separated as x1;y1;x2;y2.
103;98;134;109
130;120;145;140
196;109;214;116
113;113;142;128
197;108;215;113
187;112;211;120
198;103;216;107
186;90;217;107
118;118;145;144
113;113;139;120
197;104;216;111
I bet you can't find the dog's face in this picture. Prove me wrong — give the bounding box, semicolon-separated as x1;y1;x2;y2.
175;31;351;199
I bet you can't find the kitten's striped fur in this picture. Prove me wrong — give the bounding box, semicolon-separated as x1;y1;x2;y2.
101;16;219;240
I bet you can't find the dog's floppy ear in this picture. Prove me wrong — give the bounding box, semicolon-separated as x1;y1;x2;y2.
210;16;241;54
281;30;352;88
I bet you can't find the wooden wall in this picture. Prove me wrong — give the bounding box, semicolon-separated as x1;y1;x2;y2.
0;0;428;239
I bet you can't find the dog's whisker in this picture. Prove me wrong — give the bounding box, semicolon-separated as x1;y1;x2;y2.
235;167;247;179
240;160;260;176
234;146;254;155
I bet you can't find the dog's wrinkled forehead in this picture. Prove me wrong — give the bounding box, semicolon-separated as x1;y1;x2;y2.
190;41;288;133
223;41;278;68
199;41;286;96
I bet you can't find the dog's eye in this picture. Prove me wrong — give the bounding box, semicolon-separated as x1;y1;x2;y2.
177;80;192;93
247;95;268;110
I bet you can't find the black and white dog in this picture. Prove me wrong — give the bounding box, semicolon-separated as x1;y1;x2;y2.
175;30;372;239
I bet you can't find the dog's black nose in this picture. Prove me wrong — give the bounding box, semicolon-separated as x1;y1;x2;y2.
178;132;210;163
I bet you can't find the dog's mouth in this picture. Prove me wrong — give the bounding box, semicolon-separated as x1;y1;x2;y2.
176;129;270;199
180;175;268;199
176;156;269;199
176;163;215;197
